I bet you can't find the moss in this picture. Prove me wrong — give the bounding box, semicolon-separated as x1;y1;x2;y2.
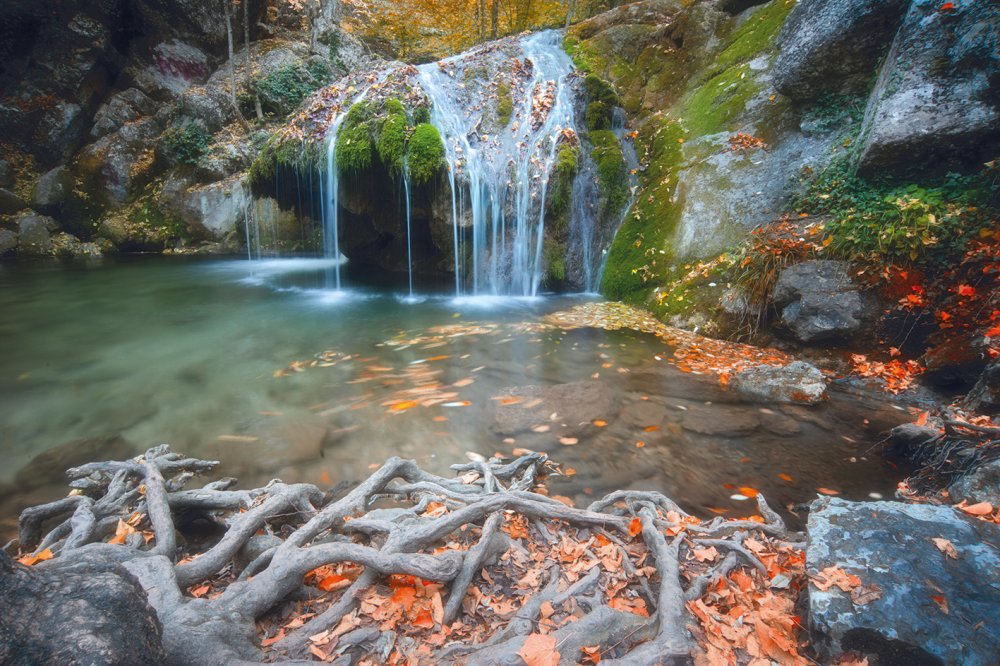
547;143;580;232
408;123;445;185
413;105;431;125
584;74;619;107
496;82;513;127
248;60;331;116
586;101;612;131
712;0;796;74
162;122;211;166
591;130;628;217
677;65;760;136
336;102;374;173
377;99;408;176
543;236;567;286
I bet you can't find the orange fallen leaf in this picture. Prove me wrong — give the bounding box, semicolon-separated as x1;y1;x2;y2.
930;594;949;614
816;487;840;496
635;441;646;448
738;486;759;498
559;437;579;446
412;608;435;629
518;633;560;666
261;629;285;648
17;548;54;567
580;645;602;664
318;574;352;592
593;419;608;427
608;596;649;617
643;425;660;432
628;517;643;537
190;584;211;598
959;502;993;516
390;401;418;412
931;537;958;559
778;473;794;483
810;566;861;592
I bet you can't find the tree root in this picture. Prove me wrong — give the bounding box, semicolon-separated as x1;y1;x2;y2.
10;445;804;665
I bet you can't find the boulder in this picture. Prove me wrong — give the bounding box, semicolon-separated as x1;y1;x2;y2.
51;233;103;259
807;497;1000;665
161;174;250;240
33;102;91;167
0;188;26;215
772;260;870;344
963;359;1000;414
729;361;828;404
772;0;909;100
199;417;331;478
91;89;156;140
921;337;986;389
16;212;57;256
0;551;166;665
492;381;619;437
14;435;132;493
857;0;1000;177
0;230;17;256
949;459;1000;507
178;85;235;133
885;422;940;462
130;40;211;97
76;117;162;205
681;407;760;435
31;166;73;212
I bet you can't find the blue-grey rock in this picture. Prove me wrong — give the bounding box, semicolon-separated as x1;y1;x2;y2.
0;229;17;256
773;260;871;344
16;212;57;256
949;459;1000;508
857;0;1000;177
807;497;1000;666
0;188;26;215
730;360;828;404
773;0;909;100
31;166;73;212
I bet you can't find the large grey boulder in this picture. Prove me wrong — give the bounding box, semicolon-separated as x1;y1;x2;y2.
16;212;57;256
807;497;1000;665
0;229;18;256
160;173;250;240
772;0;909;100
91;89;156;140
31;166;73;213
0;551;166;665
76;117;163;205
857;0;1000;177
772;260;870;344
729;361;828;404
964;359;1000;414
178;85;235;133
949;459;1000;507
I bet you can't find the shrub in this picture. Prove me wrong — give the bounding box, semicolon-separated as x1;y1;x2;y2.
162;122;211;166
249;61;331;116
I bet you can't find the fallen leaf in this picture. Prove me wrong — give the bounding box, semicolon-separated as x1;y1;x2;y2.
318;574;352;592
816;487;840;496
959;502;993;516
930;594;949;614
412;608;435;629
850;583;883;605
559;437;579;446
931;538;958;559
810;566;861;592
628;517;643;537
518;633;560;666
17;548;54;566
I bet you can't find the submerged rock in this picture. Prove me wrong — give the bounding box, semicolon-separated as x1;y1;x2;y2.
807;497;1000;665
730;361;827;405
492;381;619;437
772;260;870;344
0;550;166;665
0;229;17;256
772;0;908;100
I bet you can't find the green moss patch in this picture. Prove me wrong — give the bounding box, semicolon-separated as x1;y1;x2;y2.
336;102;375;173
377;99;408;176
246;60;331;117
408;123;445;185
496;82;513;128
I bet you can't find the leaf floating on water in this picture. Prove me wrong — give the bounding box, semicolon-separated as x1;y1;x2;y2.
559;437;579;446
452;378;475;387
816;487;840;496
532;424;551;433
216;435;259;442
738;486;759;498
778;473;794;483
593;419;608;427
443;401;472;407
390;401;418;412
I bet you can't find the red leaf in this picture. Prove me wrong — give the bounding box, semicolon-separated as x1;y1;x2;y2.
957;284;976;297
318;574;351;592
628;517;643;537
939;1;955;10
518;633;560;666
412;608;435;629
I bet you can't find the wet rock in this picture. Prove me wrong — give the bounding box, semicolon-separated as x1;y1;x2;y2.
857;0;1000;177
76;117;162;205
91;89;156;140
730;361;827;405
772;0;908;100
31;166;73;213
0;160;12;188
807;497;1000;665
0;189;26;215
772;260;870;344
921;337;986;389
0;230;17;256
964;360;1000;414
200;418;331;478
492;381;619;437
161;173;250;240
51;232;103;259
16;212;57;256
619;400;671;429
949;459;1000;507
885;422;940;462
14;434;132;493
0;550;166;665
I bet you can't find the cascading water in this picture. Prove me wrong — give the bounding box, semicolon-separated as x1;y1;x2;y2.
403;156;414;300
418;30;578;297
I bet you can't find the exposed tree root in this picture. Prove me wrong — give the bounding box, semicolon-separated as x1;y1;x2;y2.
6;446;807;665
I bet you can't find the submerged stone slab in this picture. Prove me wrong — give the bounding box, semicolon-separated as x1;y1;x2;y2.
730;361;827;405
807;497;1000;666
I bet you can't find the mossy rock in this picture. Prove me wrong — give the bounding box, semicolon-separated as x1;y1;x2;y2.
377;99;408;177
591;130;628;217
336;102;375;173
408;123;445;185
496;82;513;128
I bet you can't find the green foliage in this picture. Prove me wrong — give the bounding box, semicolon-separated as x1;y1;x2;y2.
377;99;408;176
582;74;618;131
496;82;513;127
591;130;628;217
586;101;612;131
162;122;211;166
413;105;432;125
248;60;331;116
133;194;187;240
408;123;445;185
796;160;996;264
336;102;375;173
803;92;866;132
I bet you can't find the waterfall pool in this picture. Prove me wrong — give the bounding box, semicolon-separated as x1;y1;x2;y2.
0;257;910;535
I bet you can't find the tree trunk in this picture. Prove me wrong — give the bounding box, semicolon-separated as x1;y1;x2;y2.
490;0;498;39
565;0;576;29
243;0;263;122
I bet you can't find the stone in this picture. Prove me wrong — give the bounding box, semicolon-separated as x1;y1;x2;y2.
51;232;103;259
885;422;940;462
0;550;166;665
718;0;772;16
14;434;132;492
921;337;986;389
964;360;1000;414
492;381;619;437
76;117;162;205
729;361;828;405
16;212;57;256
949;459;1000;507
807;497;1000;665
132;40;211;97
31;166;73;212
772;260;870;344
34;101;89;167
772;0;909;100
0;230;17;256
681;407;759;436
179;85;234;133
90;88;156;140
857;0;1000;177
0;188;26;214
200;418;331;478
161;174;250;240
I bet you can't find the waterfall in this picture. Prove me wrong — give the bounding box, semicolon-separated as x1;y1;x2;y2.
403;156;414;299
418;30;577;297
